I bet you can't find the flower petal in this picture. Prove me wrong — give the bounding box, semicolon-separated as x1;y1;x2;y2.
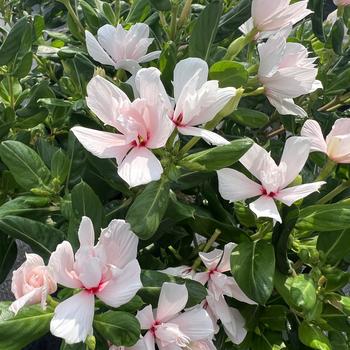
139;51;162;63
171;308;214;341
96;260;142;308
156;282;188;322
9;288;42;315
327;118;350;139
96;219;138;269
85;30;116;67
249;196;282;223
300;120;327;154
275;182;326;206
217;168;262;203
266;94;307;117
50;291;95;344
178;126;229;146
48;241;82;288
118;147;163;188
78;216;95;247
71;126;131;164
218;243;237;272
136;304;155;330
199;249;223;271
173;58;208;102
279;136;310;188
143;331;156;350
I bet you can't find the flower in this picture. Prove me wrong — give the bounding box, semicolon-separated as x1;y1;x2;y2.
48;216;142;344
334;0;350;6
301;119;350;164
72;73;174;188
217;137;326;222
194;243;256;344
136;57;236;146
9;253;57;315
85;23;161;74
258;27;322;117
135;282;214;350
250;0;311;33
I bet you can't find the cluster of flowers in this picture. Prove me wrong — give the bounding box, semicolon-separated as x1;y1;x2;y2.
8;0;350;348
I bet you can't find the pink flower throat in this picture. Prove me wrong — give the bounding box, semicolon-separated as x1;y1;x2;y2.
85;280;107;295
261;188;276;198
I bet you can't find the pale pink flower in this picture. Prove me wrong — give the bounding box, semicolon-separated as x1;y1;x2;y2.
136;57;236;146
48;217;142;344
72;73;173;188
86;23;160;74
9;254;57;315
334;0;350;6
250;0;311;32
258;27;322;117
136;282;214;350
301;119;350;164
217;137;326;223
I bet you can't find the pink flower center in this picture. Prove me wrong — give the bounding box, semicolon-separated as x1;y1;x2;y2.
132;133;149;147
261;187;276;198
85;280;107;295
172;112;185;127
150;320;160;335
208;268;218;277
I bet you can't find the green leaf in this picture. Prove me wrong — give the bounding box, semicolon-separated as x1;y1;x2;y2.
102;3;117;25
51;149;70;184
0;303;53;350
0;107;15;140
0;140;51;191
80;0;100;32
317;229;350;263
259;305;288;331
93;311;140;347
0;17;31;66
0;236;17;283
149;0;171;11
339;295;350;316
209;61;248;88
126;179;170;239
159;41;177;93
298;321;331;350
189;0;223;61
139;270;207;308
126;0;151;23
231;240;275;304
309;0;325;42
0;216;64;258
230;108;269;128
13;51;33;78
331;18;345;54
181;139;252;172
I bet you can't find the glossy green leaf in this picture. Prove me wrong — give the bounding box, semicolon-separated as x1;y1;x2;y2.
331;18;345;54
51;149;70;184
126;179;170;239
189;0;223;61
209;61;248;88
317;229;350;263
309;0;325;42
180;139;252;172
0;236;17;283
230;108;269;128
231;240;275;304
93;311;140;347
298;321;331;350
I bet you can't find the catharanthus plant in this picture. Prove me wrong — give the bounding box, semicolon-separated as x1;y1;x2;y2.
0;1;349;350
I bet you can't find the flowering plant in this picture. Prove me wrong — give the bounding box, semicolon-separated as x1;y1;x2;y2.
0;0;349;349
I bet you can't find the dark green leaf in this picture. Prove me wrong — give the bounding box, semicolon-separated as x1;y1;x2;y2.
298;321;331;350
209;61;248;88
309;0;325;42
230;108;269;128
0;236;17;283
51;149;70;184
231;240;275;304
149;0;171;11
331;18;345;54
317;229;350;263
189;0;223;61
126;179;170;239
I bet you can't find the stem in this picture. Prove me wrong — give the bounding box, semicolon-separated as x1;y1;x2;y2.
191;229;222;270
166;128;178;151
178;0;192;28
58;0;85;41
317;179;350;204
316;159;336;181
223;28;259;60
337;6;344;18
7;74;14;110
179;88;244;156
114;0;121;23
243;86;265;97
169;4;178;41
47;295;59;308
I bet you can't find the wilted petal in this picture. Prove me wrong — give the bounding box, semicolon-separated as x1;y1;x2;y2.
217;168;262;203
156;283;188;322
178;126;229;146
249;196;282;223
50;291;95;344
279;136;310;188
97;260;142;308
71;126;131;164
85;30;116;67
118;147;163;188
275;182;326;206
96;220;138;268
300;120;327;153
171;308;214;341
49;242;82;289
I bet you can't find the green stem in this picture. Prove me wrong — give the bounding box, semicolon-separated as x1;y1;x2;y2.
7;74;14;110
166;128;178;151
223;28;259;61
179;88;244;156
169;4;178;41
178;0;192;28
243;87;265;97
316;159;336;181
191;229;222;270
317;179;350;204
337;6;344;18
